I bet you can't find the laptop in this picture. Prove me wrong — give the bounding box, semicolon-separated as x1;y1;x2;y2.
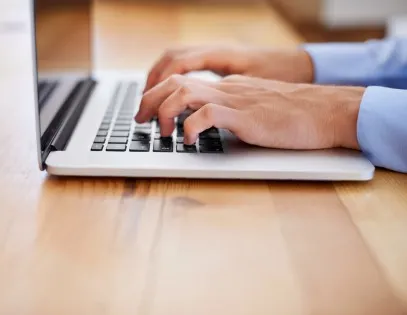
31;0;375;181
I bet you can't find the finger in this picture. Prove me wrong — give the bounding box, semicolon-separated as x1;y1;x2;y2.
144;48;186;93
183;103;244;145
135;75;215;123
144;54;172;93
156;49;242;86
157;84;230;137
137;74;185;123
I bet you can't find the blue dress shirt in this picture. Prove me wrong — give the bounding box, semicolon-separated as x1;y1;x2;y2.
304;39;407;173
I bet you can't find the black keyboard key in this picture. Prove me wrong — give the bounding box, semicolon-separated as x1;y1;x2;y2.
91;143;104;151
94;136;106;143
133;131;151;141
113;125;131;131
199;140;224;154
199;128;220;139
200;139;222;147
176;136;184;143
176;143;197;153
177;110;192;124
111;131;129;137
155;134;173;140
177;128;184;137
130;140;150;152
199;145;224;154
106;144;127;151
134;128;151;134
108;137;128;144
153;139;173;152
200;134;220;140
99;124;110;130
97;130;108;137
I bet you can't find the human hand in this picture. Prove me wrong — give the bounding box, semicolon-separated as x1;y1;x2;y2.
136;75;364;151
144;45;314;92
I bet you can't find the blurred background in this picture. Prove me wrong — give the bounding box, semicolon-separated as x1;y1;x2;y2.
0;0;406;74
270;0;407;41
1;0;407;39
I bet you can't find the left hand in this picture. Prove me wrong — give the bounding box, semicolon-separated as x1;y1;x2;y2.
135;75;364;150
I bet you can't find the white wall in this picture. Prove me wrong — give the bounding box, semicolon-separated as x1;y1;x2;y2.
0;0;28;24
0;0;30;74
322;0;407;28
388;15;407;37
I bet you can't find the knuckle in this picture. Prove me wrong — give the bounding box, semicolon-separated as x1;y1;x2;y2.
178;84;192;98
202;104;216;122
223;74;243;82
164;49;177;59
168;74;184;85
178;83;197;105
171;56;185;66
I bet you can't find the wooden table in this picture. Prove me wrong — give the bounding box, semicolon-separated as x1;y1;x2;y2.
1;1;407;314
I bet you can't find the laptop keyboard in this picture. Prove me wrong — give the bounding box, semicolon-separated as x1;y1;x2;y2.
91;82;224;154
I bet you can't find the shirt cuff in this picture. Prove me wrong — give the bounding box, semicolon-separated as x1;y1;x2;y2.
357;86;407;172
303;43;376;86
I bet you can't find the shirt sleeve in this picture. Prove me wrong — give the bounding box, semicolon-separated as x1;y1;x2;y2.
358;87;407;173
303;38;407;89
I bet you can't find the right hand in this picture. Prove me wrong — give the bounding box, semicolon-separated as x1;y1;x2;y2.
136;74;363;151
144;45;314;92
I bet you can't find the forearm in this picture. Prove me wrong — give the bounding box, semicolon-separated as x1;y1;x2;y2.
303;39;407;89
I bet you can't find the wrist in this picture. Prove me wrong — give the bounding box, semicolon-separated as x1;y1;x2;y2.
332;87;365;150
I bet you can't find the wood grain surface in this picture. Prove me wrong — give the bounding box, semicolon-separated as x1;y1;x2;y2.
0;1;406;314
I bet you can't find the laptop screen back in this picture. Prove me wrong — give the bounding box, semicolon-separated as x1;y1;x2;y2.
34;0;92;167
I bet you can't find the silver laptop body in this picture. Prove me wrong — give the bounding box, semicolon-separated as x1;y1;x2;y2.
31;0;375;181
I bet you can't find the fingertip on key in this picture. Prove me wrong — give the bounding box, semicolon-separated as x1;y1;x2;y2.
184;134;195;146
134;113;145;124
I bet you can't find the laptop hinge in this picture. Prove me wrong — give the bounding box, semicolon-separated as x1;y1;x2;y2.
41;79;96;168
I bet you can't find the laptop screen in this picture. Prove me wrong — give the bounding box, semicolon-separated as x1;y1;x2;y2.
34;0;92;166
